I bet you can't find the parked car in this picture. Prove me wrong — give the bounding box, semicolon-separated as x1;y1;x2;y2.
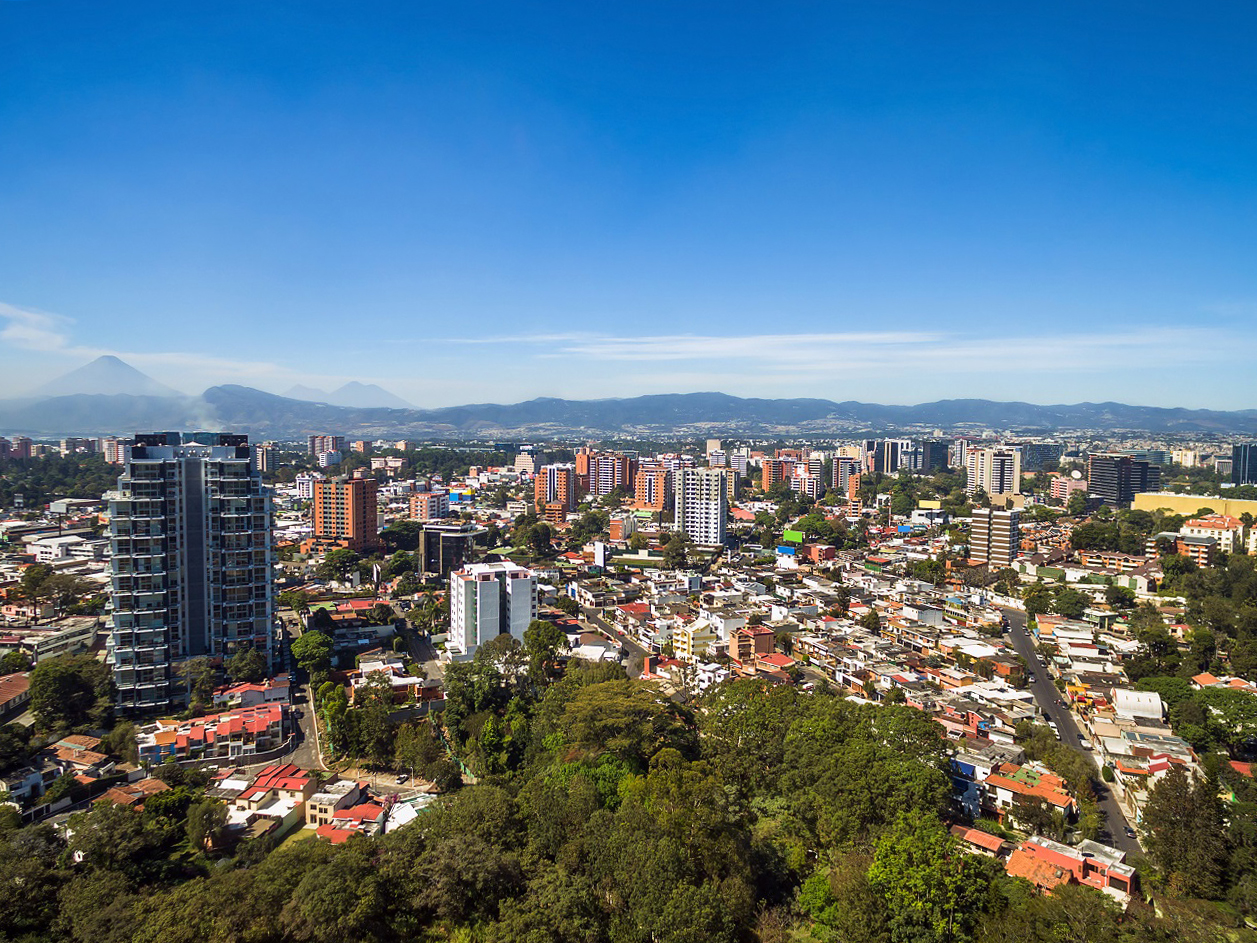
396;774;409;785
1125;826;1136;839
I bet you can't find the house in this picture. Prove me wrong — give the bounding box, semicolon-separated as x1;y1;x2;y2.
949;825;1011;858
731;625;775;667
306;779;365;826
0;672;31;720
136;703;288;764
212;674;292;709
95;777;169;810
1007;836;1137;899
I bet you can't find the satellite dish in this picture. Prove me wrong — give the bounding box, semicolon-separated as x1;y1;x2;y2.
1071;470;1083;479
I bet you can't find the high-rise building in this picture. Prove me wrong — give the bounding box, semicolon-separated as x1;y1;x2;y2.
1233;444;1257;486
106;433;273;712
587;452;633;498
513;446;545;475
448;562;537;657
409;490;450;521
535;463;578;524
705;438;723;457
1087;454;1161;506
418;521;485;577
351;440;371;454
8;436;32;459
675;467;728;546
918;439;950;471
969;507;1021;567
761;459;793;491
833;456;862;491
966;448;1021;497
307;435;344;456
1016;442;1063;472
311;477;379;552
254;443;276;473
790;473;824;500
633;463;673;512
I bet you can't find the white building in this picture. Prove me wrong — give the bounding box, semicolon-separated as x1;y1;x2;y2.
966;448;1021;497
675;467;728;546
448;562;538;657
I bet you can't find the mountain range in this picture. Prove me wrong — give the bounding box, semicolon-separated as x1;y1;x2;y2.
4;356;1257;439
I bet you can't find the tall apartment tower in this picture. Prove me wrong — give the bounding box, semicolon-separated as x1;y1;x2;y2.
675;467;729;546
1087;454;1161;506
106;433;273;712
969;507;1021;567
966;448;1022;497
1233;444;1257;486
307;434;344;456
311;477;379;552
587;452;633;498
448;562;538;657
535;463;578;524
833;456;862;491
761;459;793;491
633;462;673;512
253;443;276;474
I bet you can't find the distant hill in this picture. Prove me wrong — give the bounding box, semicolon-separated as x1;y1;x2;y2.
4;377;1257;438
282;381;411;409
33;355;182;398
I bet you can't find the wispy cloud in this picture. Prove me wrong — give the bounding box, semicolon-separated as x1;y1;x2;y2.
0;301;299;391
439;326;1238;377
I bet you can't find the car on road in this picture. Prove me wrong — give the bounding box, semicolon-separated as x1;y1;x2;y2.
1048;720;1060;739
1125;826;1136;839
1028;674;1036;683
1077;733;1087;744
397;774;409;784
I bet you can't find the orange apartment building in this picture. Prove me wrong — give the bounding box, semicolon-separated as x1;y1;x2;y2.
761;459;794;491
307;477;379;553
535;463;578;525
633;463;672;511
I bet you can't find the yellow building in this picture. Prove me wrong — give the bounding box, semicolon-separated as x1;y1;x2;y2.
1131;492;1257;518
673;617;720;664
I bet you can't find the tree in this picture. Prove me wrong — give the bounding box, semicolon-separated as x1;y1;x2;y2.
394;721;441;778
101;721;139;764
0;650;31;673
553;595;580;617
526;521;554;556
662;532;692;570
316;547;360;582
225;646;266;684
867;810;997;942
29;654;114;731
524;619;567;684
351;671;397;767
1053;587;1089;620
278;589;311;613
292;631;333;674
185;798;228;852
628;532;648;552
1066;491;1088;516
1104;585;1136;609
860;608;881;633
1141;766;1227;897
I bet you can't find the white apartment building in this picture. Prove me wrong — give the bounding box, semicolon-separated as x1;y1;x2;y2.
675;467;729;546
966;448;1022;497
448;562;538;657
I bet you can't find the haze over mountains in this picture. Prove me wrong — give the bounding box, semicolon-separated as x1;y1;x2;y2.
5;356;1257;439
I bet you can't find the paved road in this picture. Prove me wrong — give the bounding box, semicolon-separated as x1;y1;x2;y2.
1002;607;1140;854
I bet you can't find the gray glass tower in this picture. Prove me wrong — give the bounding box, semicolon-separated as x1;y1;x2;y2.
106;433;273;711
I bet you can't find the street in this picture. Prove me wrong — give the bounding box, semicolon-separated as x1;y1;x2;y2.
1001;607;1141;854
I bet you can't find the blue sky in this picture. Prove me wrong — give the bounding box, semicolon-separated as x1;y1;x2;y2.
1;1;1255;408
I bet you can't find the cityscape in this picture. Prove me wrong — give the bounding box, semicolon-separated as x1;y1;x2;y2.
3;3;1257;943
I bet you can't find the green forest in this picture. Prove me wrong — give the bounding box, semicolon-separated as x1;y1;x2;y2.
3;661;1253;943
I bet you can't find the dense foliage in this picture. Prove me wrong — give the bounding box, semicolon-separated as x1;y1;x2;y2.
4;666;1254;942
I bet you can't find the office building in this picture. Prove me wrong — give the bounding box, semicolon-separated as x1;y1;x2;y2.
351;440;371;454
535;463;578;524
448;562;538;657
969;508;1021;567
675;467;728;546
513;446;545;475
790;473;824;501
311;477;379;552
418;521;485;578
106;433;273;712
1088;454;1161;506
409;490;450;521
1233;444;1257;486
967;448;1021;497
1016;442;1063;472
